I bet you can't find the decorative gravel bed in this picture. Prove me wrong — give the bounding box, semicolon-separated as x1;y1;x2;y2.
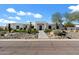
0;32;38;39
46;31;71;39
46;31;79;39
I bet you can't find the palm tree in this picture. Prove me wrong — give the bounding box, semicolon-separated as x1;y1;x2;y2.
52;12;63;29
64;12;79;28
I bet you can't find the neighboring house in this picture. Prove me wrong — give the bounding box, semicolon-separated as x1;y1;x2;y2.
75;24;79;30
0;26;7;30
65;24;79;30
66;27;75;30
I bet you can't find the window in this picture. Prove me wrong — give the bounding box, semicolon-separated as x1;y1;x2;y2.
31;26;34;28
24;25;27;30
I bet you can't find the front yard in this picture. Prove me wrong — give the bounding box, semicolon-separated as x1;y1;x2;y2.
44;29;79;39
0;28;39;39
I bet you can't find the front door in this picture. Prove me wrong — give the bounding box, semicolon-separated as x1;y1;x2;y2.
49;25;51;29
16;26;19;29
39;25;42;30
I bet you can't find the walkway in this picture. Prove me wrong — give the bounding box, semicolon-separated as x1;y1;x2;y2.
38;31;49;39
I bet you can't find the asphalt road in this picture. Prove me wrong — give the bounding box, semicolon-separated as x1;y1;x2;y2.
0;41;79;55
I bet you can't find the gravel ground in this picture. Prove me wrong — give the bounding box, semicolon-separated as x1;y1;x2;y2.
0;32;38;39
67;32;79;39
0;31;79;39
47;32;79;39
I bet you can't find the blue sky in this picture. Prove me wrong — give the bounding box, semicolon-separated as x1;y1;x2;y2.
0;4;78;26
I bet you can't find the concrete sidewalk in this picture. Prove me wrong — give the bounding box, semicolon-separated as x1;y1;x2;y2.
0;39;79;41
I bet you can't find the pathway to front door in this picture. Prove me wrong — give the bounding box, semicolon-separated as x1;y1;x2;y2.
38;31;49;39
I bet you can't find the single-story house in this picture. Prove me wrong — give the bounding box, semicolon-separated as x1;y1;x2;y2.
5;22;64;30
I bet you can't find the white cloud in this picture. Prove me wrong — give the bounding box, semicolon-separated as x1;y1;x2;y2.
68;4;79;13
8;17;14;19
17;11;26;16
26;12;43;18
26;12;33;15
33;13;43;18
15;16;21;20
6;8;16;13
26;20;30;23
6;8;43;19
8;16;21;20
17;10;43;18
0;19;16;23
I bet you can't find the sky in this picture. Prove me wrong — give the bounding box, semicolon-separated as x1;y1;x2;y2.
0;4;79;26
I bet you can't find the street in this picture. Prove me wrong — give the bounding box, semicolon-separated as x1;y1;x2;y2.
0;41;79;54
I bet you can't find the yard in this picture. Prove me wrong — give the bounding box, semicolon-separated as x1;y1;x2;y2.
45;30;79;39
0;28;38;39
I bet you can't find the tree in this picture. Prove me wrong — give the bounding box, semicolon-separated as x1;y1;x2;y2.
70;11;79;21
64;12;71;21
52;12;63;29
64;12;79;21
64;12;79;27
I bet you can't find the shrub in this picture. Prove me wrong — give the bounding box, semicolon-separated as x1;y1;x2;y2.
44;29;52;33
14;29;28;33
53;29;62;36
0;28;4;31
0;31;6;36
31;28;38;33
53;29;67;36
13;28;38;34
1;34;4;36
64;21;75;27
28;28;38;34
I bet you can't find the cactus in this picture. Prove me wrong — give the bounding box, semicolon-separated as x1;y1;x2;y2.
8;23;11;32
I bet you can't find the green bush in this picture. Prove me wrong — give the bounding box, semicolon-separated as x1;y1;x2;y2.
53;29;62;36
13;28;38;34
14;29;28;33
44;29;52;33
64;21;75;27
28;28;38;34
0;28;4;31
0;31;6;36
1;34;4;36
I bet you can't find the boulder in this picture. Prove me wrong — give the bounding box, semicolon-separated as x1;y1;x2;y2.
49;32;54;36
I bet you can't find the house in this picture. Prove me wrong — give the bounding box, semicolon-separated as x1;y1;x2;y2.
75;24;79;30
6;23;30;30
65;24;79;30
6;22;64;30
0;26;7;30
